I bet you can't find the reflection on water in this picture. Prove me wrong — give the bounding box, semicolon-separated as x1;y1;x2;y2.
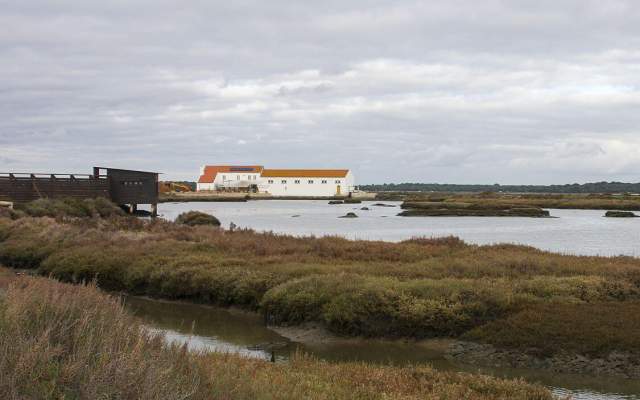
154;201;640;257
125;296;640;400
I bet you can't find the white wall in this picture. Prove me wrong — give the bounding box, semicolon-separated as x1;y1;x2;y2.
259;172;354;197
197;170;261;191
214;172;260;189
197;182;215;191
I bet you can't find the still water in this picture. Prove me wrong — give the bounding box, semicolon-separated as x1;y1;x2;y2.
157;200;640;257
126;296;640;400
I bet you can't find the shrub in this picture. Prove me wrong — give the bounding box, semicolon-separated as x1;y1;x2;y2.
175;211;221;227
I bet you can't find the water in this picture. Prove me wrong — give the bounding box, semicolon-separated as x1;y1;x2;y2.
156;200;640;257
125;296;640;400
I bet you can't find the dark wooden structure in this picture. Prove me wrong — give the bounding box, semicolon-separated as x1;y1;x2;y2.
0;167;160;216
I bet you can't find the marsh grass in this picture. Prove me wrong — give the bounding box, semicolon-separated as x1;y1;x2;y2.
1;214;640;357
465;302;640;357
0;274;554;400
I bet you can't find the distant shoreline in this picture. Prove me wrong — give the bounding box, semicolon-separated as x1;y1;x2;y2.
158;193;377;202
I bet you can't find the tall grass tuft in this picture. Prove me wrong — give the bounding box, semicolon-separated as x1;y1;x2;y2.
0;276;207;399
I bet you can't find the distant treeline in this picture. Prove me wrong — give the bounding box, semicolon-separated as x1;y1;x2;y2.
361;182;640;194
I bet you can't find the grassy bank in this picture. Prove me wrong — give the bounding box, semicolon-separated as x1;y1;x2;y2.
390;192;640;210
0;272;553;399
2;211;640;362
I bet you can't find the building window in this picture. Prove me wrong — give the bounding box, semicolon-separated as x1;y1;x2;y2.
122;181;143;186
222;175;226;181
268;179;274;184
321;180;327;184
335;180;341;184
294;179;300;184
281;180;287;184
308;180;314;184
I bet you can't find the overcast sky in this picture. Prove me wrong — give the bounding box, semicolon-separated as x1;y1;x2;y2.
2;1;640;184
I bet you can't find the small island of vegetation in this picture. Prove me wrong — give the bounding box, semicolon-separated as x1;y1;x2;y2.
378;191;640;211
605;211;638;218
399;201;550;217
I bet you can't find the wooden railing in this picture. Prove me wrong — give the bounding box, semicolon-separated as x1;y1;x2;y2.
0;172;110;202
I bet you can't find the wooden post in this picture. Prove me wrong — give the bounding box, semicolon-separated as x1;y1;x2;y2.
151;203;157;218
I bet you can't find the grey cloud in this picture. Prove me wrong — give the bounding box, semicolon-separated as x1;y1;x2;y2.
1;1;640;183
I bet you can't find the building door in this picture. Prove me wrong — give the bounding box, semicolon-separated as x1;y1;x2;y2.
336;185;341;195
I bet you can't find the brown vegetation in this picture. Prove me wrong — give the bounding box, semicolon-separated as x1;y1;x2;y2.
0;274;553;400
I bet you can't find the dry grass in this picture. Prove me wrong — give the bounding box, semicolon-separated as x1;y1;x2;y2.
0;275;208;399
0;274;554;400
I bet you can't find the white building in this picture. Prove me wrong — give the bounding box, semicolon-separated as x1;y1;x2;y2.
197;165;355;197
196;165;263;191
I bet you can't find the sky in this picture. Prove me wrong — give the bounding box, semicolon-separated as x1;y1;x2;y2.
1;1;640;184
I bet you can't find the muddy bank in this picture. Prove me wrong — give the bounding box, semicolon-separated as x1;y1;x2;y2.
447;341;640;379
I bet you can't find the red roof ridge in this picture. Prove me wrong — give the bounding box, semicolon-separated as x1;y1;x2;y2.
198;165;264;183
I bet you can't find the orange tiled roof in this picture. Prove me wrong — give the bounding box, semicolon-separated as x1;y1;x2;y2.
198;165;263;183
260;169;349;178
